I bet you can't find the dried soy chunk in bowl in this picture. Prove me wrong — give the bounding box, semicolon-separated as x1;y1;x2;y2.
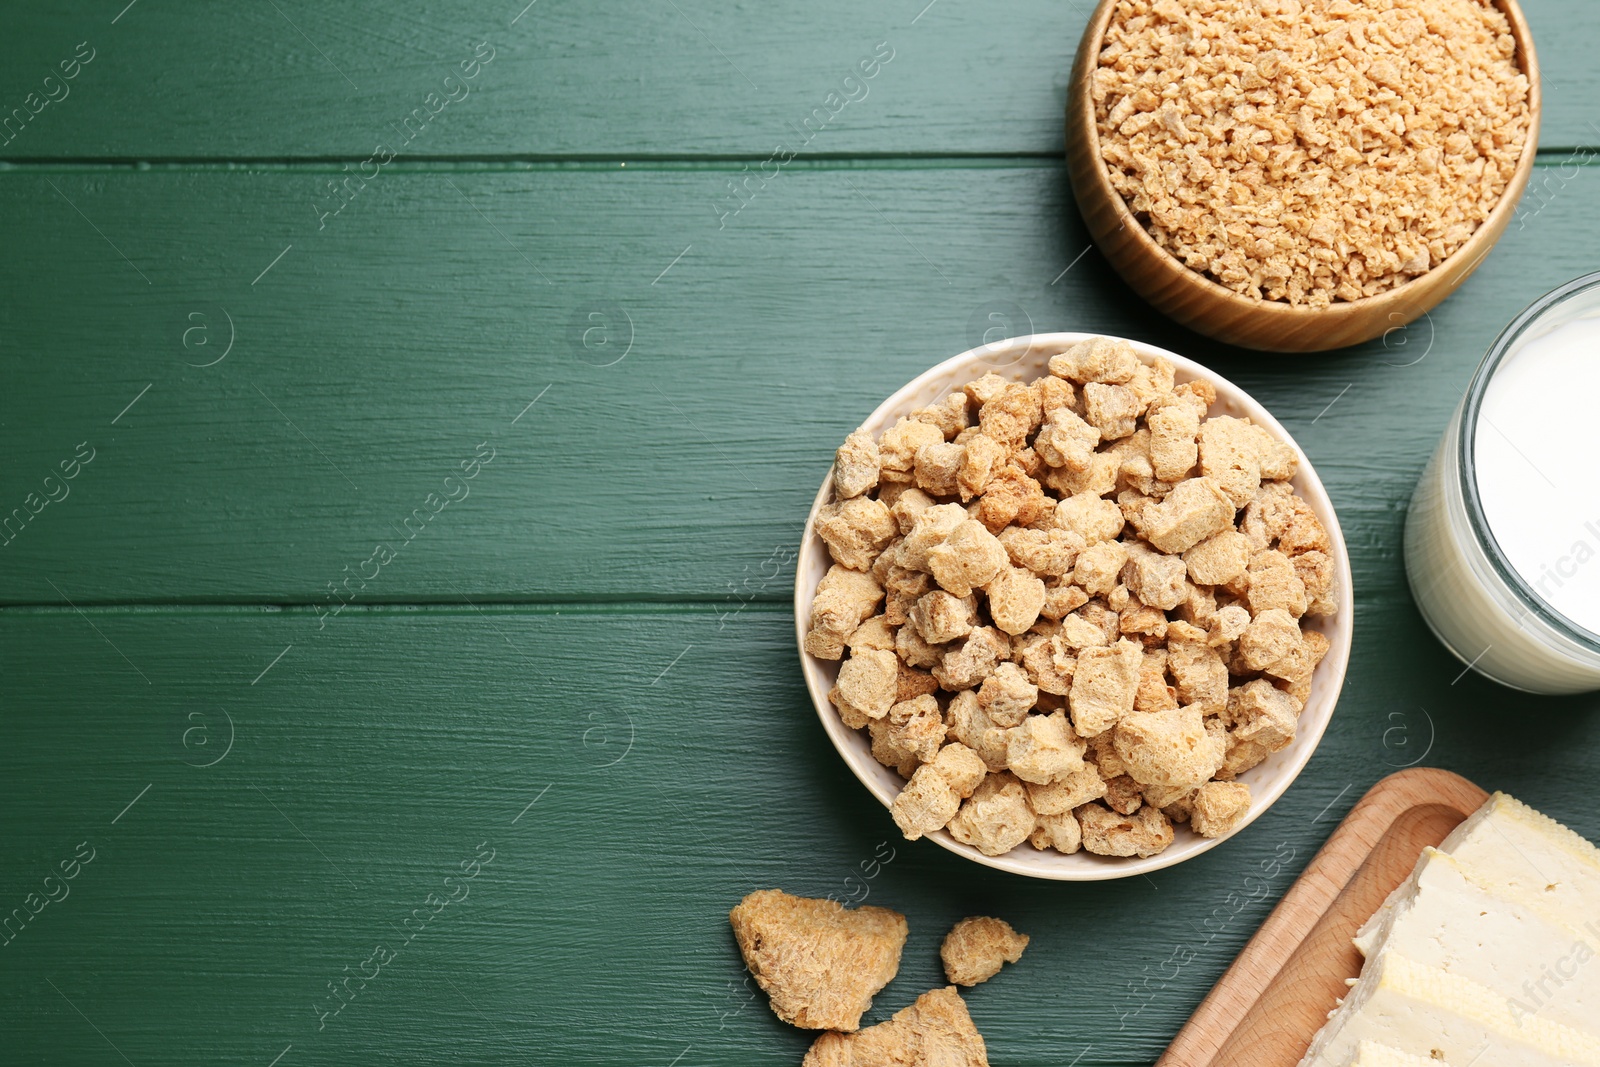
802;335;1342;869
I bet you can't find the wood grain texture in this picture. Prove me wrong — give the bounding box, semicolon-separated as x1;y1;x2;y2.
0;1;1596;160
1158;770;1489;1067
4;161;1600;604
0;0;1074;161
1064;0;1542;352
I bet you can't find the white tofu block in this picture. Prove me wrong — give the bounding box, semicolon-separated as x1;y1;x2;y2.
1352;846;1600;1034
1297;950;1600;1067
1441;792;1600;913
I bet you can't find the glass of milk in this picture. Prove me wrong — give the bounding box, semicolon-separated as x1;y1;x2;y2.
1406;271;1600;693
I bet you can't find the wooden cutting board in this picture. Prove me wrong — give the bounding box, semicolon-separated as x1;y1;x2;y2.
1157;768;1490;1067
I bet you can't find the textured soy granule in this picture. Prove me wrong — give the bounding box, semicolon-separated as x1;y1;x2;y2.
1093;0;1531;306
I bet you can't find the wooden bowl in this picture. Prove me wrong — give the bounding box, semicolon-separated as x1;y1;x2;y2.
1065;0;1542;353
794;334;1354;880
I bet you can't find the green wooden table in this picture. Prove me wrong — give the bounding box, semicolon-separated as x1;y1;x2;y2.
3;3;1598;1064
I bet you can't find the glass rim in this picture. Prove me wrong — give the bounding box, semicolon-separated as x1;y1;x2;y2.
1458;269;1600;657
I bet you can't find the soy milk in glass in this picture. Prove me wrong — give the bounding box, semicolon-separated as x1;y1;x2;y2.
1406;272;1600;693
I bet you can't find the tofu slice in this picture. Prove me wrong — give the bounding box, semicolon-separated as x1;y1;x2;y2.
1297;950;1600;1067
1357;792;1600;977
1340;1041;1450;1067
1441;792;1600;911
1351;846;1600;1034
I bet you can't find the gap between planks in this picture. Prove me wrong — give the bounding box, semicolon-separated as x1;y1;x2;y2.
0;598;796;617
0;148;1594;173
0;152;1062;173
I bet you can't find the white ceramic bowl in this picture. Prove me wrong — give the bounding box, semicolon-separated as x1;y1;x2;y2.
794;333;1353;880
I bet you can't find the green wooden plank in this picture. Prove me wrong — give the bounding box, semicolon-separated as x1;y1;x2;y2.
2;161;1597;605
0;606;1594;1066
0;0;1593;160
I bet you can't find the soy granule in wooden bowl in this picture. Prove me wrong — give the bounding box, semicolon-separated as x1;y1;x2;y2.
1092;0;1532;308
